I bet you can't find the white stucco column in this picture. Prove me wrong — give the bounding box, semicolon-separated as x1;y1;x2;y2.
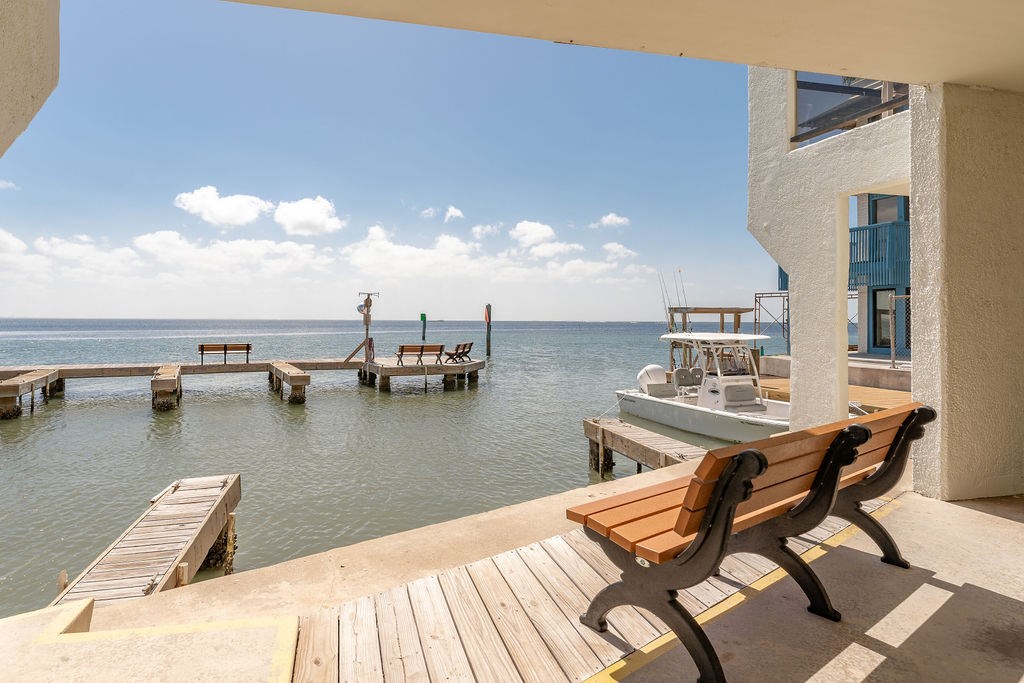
910;83;1024;499
0;0;60;156
747;67;910;429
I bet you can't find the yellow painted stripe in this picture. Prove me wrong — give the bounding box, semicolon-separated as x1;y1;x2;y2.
583;498;901;682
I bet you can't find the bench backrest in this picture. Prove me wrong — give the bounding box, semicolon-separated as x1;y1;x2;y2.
198;343;251;352
674;402;922;536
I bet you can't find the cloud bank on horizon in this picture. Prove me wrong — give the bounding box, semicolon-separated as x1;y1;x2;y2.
0;188;658;319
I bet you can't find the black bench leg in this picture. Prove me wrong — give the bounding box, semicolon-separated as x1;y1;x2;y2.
582;582;725;682
832;499;910;568
756;540;841;622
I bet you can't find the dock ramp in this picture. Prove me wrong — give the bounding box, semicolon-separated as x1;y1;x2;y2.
51;474;241;607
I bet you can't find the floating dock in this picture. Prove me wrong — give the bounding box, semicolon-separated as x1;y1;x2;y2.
583;417;707;475
51;474;241;608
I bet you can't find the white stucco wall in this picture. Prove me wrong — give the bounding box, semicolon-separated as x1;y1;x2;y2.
910;82;1024;500
747;67;910;429
0;0;60;156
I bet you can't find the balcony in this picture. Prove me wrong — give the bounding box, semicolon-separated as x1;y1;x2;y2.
793;73;909;146
849;220;910;289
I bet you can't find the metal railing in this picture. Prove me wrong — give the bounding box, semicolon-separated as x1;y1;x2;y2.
793;75;909;146
888;293;911;368
849;221;910;290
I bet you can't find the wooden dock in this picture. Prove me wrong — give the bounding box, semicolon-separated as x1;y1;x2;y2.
290;501;887;682
583;418;707;475
759;375;912;412
51;474;241;608
362;356;486;392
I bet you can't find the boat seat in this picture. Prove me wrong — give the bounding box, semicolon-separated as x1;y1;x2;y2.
645;382;679;398
724;402;768;412
672;368;695;387
690;367;704;385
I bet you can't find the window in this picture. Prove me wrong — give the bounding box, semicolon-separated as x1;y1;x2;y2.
874;289;895;347
873;196;900;223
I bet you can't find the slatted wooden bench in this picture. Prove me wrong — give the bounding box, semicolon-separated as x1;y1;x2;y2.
567;402;935;682
198;343;251;364
396;343;444;365
443;341;474;363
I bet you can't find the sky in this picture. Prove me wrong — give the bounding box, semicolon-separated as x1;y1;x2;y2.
0;0;777;321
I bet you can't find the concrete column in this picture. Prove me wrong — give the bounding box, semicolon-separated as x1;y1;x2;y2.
910;83;1024;499
0;1;59;156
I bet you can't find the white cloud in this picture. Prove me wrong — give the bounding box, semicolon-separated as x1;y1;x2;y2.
0;228;28;254
589;212;631;229
34;236;143;276
273;196;346;236
509;220;556;247
471;224;498;239
0;180;19;191
420;207;438;219
530;241;584;260
444;205;465;223
133;231;334;279
603;242;638;261
545;258;618;281
174;185;274;228
73;234;93;243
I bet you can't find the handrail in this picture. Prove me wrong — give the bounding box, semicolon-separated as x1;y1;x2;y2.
791;94;909;144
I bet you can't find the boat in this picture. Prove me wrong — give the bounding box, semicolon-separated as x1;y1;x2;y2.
616;332;793;443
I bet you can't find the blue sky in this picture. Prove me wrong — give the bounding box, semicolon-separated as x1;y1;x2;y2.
0;0;774;320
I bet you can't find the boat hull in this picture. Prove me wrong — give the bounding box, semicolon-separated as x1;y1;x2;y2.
616;390;789;443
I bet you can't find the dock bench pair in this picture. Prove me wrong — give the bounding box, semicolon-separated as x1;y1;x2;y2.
198;343;251;364
567;402;935;682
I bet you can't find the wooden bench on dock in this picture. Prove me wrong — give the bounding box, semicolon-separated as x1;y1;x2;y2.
444;342;474;363
198;343;251;364
396;343;444;365
52;474;241;608
567;403;935;681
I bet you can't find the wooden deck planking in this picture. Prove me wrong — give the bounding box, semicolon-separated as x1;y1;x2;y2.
759;376;912;411
584;418;707;470
436;567;524;683
51;474;240;607
296;500;889;682
405;575;475;681
338;596;383;683
375;586;430;683
491;550;605;679
294;608;340;683
465;558;570;683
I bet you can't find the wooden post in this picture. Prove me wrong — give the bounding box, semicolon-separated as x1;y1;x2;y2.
420;312;427;341
442;374;456;391
588;440;600;472
485;303;492;357
175;562;189;588
224;512;236;575
57;569;68;593
598;428;606;477
467;370;479;384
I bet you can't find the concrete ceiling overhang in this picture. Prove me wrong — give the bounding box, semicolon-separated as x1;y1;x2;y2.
231;0;1024;91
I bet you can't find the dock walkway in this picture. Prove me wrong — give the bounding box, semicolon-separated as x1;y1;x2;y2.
759;375;912;412
363;356;486;392
583;418;707;474
51;474;241;608
291;501;886;682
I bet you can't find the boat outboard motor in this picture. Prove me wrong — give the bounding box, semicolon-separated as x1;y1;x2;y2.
637;364;667;393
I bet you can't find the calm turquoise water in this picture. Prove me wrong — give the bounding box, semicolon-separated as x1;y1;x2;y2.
0;319;789;618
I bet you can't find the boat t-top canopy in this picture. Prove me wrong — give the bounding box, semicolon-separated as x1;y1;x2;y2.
660;332;770;344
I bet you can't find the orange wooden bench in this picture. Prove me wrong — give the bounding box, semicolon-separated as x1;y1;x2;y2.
396;343;444;365
198;343;251;364
567;402;935;682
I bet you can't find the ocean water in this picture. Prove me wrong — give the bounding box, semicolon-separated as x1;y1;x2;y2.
0;318;791;618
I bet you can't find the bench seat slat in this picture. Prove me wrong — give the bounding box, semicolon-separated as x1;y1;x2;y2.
632;467;878;563
566;476;694;524
586;488;691;536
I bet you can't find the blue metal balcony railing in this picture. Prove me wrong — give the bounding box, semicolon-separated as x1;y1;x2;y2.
849;221;910;289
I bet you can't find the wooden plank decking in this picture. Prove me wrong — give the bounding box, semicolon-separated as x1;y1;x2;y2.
759;376;912;411
291;499;888;682
51;474;241;608
584;418;707;471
